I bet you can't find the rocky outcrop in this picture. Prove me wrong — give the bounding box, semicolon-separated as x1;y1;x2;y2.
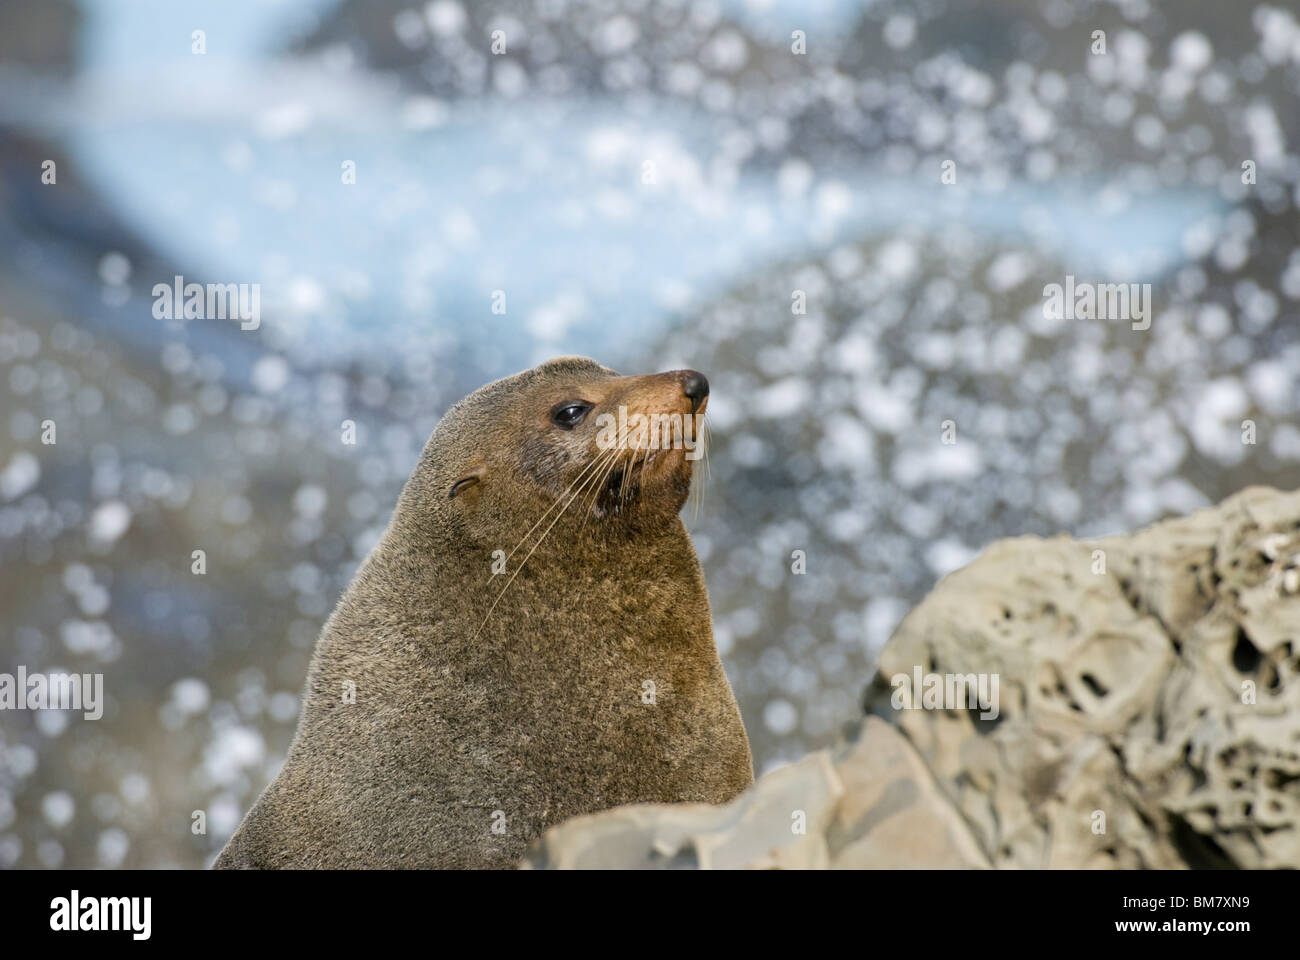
525;486;1300;868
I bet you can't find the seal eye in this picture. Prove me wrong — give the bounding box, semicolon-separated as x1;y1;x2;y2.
550;401;592;430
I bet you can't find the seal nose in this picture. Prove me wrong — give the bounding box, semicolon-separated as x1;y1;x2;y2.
680;370;710;412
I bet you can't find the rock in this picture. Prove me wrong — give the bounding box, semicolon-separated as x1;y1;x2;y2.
871;485;1300;868
827;719;991;869
525;486;1300;868
523;750;842;870
525;719;988;869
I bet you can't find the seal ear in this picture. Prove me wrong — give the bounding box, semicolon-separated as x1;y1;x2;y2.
449;465;486;503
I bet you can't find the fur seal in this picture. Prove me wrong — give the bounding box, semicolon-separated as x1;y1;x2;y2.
215;356;753;868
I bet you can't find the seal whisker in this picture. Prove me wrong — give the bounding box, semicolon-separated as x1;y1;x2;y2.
689;450;701;526
596;446;623;506
581;445;624;526
636;445;650;499
619;444;644;504
694;415;711;523
476;448;616;637
504;449;612;564
617;453;630;505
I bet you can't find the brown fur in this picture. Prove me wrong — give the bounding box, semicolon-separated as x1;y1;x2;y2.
214;357;753;868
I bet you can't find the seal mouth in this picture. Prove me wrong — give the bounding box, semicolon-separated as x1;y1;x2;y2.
587;445;694;517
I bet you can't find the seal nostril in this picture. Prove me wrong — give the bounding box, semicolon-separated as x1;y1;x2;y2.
681;371;709;410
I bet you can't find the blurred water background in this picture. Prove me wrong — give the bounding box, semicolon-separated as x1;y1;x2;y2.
1;0;1298;867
